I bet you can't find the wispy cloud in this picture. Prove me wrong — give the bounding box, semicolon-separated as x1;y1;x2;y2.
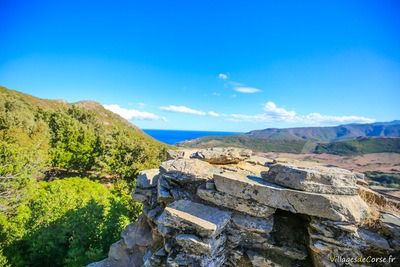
208;111;220;117
218;73;262;94
218;73;229;80
227;101;374;125
234;87;262;94
160;105;221;118
160;105;206;116
103;104;162;120
302;113;375;125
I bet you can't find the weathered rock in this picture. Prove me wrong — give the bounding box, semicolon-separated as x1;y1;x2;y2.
263;163;359;195
121;216;153;249
157;175;173;204
197;186;276;218
90;150;400;267
380;212;400;250
246;250;295;267
143;206;163;223
235;161;270;177
132;187;155;204
137;168;160;188
167;149;186;160
246;250;274;267
132;191;148;203
107;240;144;267
214;172;369;222
86;259;109;267
245;155;274;166
357;228;391;251
231;213;273;234
176;234;211;255
190;147;252;164
308;217;398;267
156;199;232;238
175;233;226;256
227;213;274;250
160;159;216;183
205;180;216;190
143;247;168;267
167;251;226;267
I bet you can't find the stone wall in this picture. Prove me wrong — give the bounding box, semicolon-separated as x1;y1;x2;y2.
89;147;400;267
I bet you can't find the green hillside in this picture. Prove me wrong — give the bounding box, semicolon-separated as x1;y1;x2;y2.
179;135;308;153
0;86;167;179
314;137;400;155
246;122;400;141
180;122;400;154
0;86;168;266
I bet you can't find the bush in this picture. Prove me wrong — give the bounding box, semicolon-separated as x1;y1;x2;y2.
0;178;141;267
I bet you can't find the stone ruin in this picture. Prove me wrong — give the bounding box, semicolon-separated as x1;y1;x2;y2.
89;147;400;266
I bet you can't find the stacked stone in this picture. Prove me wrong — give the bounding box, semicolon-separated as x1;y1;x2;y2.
89;147;400;267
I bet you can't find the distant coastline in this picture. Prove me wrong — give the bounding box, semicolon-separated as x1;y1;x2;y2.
143;129;241;145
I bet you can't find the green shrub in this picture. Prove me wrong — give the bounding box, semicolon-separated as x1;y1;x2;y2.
0;178;141;267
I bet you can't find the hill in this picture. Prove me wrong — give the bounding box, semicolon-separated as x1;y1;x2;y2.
0;86;168;180
0;86;168;266
246;121;400;141
179;122;400;154
315;137;400;155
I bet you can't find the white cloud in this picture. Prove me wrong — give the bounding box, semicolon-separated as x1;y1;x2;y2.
228;113;269;122
302;113;374;124
234;86;262;93
137;102;146;108
160;105;206;116
103;104;161;120
217;73;262;94
226;101;374;125
208;111;220;117
263;101;297;121
160;105;222;118
218;73;228;80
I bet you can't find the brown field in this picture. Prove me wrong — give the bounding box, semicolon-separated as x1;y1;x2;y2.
258;152;400;173
257;152;400;201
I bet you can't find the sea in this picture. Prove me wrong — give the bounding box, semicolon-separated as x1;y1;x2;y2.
143;129;241;145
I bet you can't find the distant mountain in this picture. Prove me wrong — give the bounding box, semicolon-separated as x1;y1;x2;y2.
179;121;400;154
246;122;400;142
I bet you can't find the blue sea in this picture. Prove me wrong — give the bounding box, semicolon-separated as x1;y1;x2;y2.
143;129;241;145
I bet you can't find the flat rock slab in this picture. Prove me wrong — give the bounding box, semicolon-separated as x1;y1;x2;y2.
214;172;369;222
160;159;216;183
263;163;360;195
176;234;211;255
190;147;252;164
156;200;232;237
175;233;226;256
231;213;273;234
197;187;275;218
245;155;274;166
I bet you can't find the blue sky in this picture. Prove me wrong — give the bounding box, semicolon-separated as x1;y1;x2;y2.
0;0;399;131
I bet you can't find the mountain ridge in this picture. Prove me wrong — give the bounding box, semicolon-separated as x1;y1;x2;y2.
180;121;400;154
246;121;400;142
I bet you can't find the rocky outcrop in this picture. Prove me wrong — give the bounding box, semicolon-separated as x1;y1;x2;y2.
90;147;400;267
